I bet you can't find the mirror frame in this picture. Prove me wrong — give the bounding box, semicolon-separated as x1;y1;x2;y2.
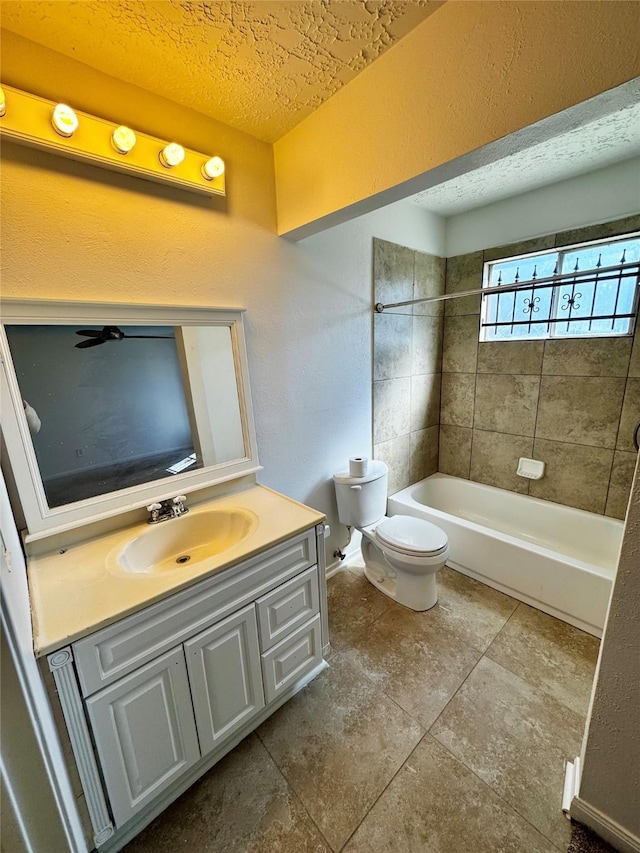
0;299;260;540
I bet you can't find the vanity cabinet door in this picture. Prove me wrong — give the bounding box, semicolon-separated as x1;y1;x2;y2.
185;604;265;756
85;647;200;828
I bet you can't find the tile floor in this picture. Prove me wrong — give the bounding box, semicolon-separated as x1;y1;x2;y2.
124;561;600;853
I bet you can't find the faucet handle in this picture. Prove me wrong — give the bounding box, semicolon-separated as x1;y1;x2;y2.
172;495;188;516
146;502;162;512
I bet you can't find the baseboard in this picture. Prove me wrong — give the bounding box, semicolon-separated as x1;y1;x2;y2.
325;560;343;579
571;797;640;853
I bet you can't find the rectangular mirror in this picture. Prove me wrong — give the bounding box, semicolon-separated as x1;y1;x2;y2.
0;301;259;540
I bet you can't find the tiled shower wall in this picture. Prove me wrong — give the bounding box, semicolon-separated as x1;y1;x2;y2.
440;215;640;519
372;239;445;494
373;216;640;516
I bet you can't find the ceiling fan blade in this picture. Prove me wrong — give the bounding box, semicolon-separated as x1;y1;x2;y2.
76;329;105;338
75;337;105;349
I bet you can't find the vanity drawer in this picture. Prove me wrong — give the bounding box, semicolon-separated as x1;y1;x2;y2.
261;615;322;704
256;566;319;651
73;529;317;697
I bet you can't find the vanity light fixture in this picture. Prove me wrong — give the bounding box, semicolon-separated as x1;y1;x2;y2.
202;156;225;181
111;125;136;155
0;85;226;197
52;103;79;137
159;142;185;168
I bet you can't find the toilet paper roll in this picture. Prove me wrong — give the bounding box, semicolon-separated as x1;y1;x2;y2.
349;457;368;477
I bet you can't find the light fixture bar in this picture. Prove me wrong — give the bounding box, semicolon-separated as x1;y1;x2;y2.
0;85;225;197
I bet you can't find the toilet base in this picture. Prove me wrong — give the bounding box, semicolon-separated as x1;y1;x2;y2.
363;559;439;612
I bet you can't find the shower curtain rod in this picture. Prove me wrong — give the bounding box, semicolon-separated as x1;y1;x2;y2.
374;260;640;313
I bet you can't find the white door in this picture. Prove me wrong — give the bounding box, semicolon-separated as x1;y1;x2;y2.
185;604;265;755
86;647;200;827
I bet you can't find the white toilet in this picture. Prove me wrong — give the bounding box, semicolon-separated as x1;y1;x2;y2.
333;460;449;611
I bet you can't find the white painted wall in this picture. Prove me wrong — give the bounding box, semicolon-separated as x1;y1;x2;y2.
572;459;640;849
263;201;443;560
444;157;640;257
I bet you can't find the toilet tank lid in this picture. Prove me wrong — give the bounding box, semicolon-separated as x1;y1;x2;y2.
333;459;388;485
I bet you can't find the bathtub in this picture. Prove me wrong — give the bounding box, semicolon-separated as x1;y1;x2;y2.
388;474;623;637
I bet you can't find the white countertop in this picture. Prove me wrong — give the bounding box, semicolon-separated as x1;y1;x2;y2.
28;485;325;656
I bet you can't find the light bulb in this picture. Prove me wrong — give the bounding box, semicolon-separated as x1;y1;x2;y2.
52;103;79;137
0;87;6;118
111;125;136;154
159;142;185;168
201;156;225;181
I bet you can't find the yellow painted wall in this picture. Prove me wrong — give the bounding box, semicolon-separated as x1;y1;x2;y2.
1;30;276;234
274;1;640;236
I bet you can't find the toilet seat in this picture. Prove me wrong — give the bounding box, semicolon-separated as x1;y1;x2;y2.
375;515;448;557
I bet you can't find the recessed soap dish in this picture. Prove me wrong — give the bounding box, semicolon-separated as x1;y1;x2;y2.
517;457;545;480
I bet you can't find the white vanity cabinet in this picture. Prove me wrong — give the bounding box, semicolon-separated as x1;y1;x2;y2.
47;524;328;849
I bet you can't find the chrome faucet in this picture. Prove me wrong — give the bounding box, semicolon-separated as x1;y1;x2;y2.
146;495;189;524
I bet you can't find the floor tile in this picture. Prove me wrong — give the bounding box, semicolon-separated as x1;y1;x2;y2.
486;603;599;717
434;567;519;651
257;655;423;852
431;656;583;849
123;734;329;853
344;735;558;853
344;602;483;730
327;565;393;652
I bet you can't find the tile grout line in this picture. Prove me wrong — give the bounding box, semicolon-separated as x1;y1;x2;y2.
480;652;594;724
254;728;336;852
257;645;429;853
427;647;575;852
426;643;488;736
335;625;571;851
603;372;630;515
430;733;568;852
334;732;432;853
482;599;523;656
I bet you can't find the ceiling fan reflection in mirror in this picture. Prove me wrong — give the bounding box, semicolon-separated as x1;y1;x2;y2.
74;326;174;349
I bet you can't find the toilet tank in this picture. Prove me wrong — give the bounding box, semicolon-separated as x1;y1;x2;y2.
333;460;389;527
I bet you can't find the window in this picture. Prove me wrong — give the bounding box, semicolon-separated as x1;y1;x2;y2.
480;233;640;342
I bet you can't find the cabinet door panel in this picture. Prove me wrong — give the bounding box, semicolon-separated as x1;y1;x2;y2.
85;647;200;827
185;604;265;755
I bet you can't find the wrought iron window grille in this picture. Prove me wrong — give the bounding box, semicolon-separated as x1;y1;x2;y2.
480;236;640;341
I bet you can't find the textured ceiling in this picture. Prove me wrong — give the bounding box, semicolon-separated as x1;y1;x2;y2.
410;102;640;216
0;0;440;142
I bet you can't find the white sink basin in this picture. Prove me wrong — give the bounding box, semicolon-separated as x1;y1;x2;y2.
116;509;258;574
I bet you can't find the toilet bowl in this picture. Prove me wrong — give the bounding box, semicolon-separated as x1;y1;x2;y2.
333;461;449;611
